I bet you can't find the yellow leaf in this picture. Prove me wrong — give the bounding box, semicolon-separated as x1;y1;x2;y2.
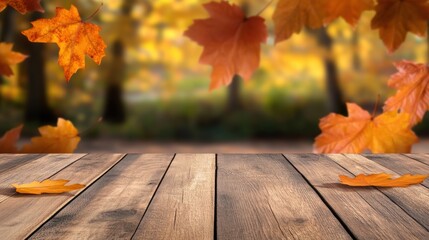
22;118;80;153
12;179;85;195
339;173;428;187
0;43;27;77
0;125;23;153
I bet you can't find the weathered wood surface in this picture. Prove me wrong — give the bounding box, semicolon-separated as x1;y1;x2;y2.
0;153;428;240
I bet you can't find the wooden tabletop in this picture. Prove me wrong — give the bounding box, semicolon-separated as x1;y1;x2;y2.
0;154;428;240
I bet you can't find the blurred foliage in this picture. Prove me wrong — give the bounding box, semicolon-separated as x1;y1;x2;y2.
0;0;428;140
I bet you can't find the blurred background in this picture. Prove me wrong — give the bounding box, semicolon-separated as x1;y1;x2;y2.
0;0;428;153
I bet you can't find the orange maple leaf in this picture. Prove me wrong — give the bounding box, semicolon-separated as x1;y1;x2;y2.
384;61;429;126
323;0;374;26
0;43;27;77
371;0;429;52
314;103;418;154
22;5;106;81
22;118;81;153
184;1;267;90
273;0;324;43
0;0;43;14
339;173;428;187
0;125;23;153
12;179;85;195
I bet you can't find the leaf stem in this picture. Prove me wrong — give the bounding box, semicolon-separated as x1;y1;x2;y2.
372;94;381;119
256;0;274;16
85;2;104;21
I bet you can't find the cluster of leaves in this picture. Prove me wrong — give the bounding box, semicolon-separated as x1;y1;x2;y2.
0;1;106;81
0;118;80;153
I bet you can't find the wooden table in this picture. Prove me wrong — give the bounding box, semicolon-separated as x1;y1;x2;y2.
0;154;429;239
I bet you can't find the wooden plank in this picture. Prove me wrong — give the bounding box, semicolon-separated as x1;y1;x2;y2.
0;154;43;174
329;154;429;230
0;153;125;240
0;154;86;203
364;154;429;188
217;154;351;240
284;154;429;240
404;154;429;167
30;154;174;239
132;154;215;240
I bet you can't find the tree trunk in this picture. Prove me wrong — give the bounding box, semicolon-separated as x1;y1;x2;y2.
227;75;242;112
312;28;347;115
352;30;362;72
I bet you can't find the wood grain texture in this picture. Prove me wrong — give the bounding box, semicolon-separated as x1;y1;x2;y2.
329;154;429;230
405;154;429;166
363;154;429;188
132;154;215;240
0;153;125;240
285;154;429;240
30;154;174;239
0;154;86;203
0;154;43;174
217;154;351;240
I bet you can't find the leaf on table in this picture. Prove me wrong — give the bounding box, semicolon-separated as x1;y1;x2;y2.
339;173;429;187
323;0;374;26
0;43;27;77
0;125;23;153
184;1;267;90
384;61;429;126
273;0;324;43
371;0;429;52
21;5;106;81
314;103;418;154
0;0;43;14
22;118;81;153
12;179;85;195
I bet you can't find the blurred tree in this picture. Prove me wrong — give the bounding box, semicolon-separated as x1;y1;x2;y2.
0;8;15;103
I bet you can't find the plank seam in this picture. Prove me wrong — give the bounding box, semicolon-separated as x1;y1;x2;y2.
130;153;176;240
214;153;218;240
0;154;45;175
26;153;128;239
0;154;88;204
401;154;429;167
281;154;357;240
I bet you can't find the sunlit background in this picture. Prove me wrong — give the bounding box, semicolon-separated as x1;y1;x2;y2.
1;0;428;152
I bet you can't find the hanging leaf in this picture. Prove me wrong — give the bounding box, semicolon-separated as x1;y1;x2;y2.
0;0;43;14
0;125;23;153
22;5;106;81
315;103;418;154
13;179;85;195
371;0;429;52
22;118;81;153
384;61;429;126
339;173;428;187
273;0;324;43
0;43;27;77
184;1;267;90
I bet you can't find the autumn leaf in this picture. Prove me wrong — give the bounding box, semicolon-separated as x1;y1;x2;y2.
273;0;324;43
22;5;106;81
323;0;374;26
0;125;23;153
184;1;267;90
0;43;27;77
0;0;43;14
384;61;429;126
371;0;429;52
22;118;81;153
314;103;418;154
13;179;85;195
339;173;428;187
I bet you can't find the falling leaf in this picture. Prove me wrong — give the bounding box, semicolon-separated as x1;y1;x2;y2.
273;0;324;43
184;1;267;90
314;103;418;154
339;173;428;187
0;43;27;77
0;0;43;14
371;0;429;52
0;125;23;153
22;5;106;81
323;0;374;26
22;118;81;153
13;179;85;195
384;61;429;126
